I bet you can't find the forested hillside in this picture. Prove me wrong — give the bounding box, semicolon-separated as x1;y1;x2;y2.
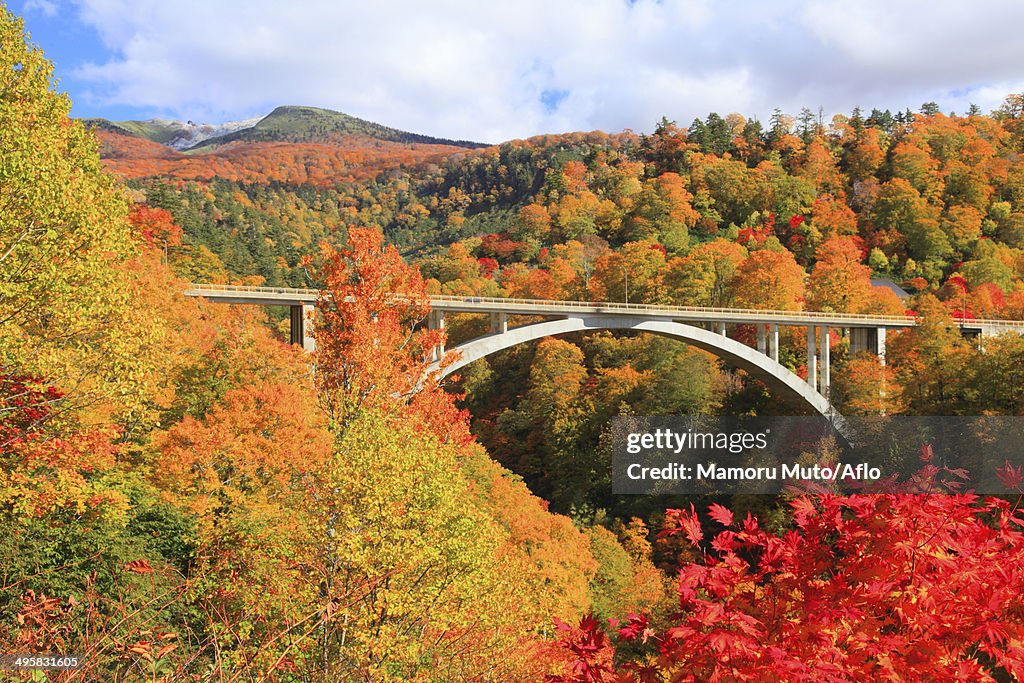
99;102;1024;294
7;2;1024;679
94;81;1024;515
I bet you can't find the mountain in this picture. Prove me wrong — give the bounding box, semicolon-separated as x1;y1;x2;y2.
83;116;262;150
85;106;485;151
89;109;482;191
188;105;485;150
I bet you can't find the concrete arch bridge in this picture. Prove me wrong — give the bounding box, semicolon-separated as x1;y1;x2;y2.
184;284;1024;419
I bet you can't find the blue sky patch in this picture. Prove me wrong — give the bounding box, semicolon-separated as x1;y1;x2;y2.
540;88;569;113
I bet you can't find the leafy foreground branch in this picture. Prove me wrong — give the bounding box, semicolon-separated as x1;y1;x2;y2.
548;493;1024;682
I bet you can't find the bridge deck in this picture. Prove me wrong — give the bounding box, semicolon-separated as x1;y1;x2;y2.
184;283;1024;334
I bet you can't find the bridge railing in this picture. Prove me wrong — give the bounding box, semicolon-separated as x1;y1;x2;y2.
415;295;1024;330
185;283;1024;331
186;283;322;297
425;294;921;324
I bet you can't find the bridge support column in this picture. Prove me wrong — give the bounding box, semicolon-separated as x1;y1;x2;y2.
428;310;446;361
850;327;887;365
490;312;508;335
756;325;766;354
289;304;316;352
849;327;866;356
716;322;727;336
769;324;779;362
289;305;302;346
806;326;818;391
818;325;830;397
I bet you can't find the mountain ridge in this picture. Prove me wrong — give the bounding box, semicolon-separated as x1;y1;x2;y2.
84;105;486;151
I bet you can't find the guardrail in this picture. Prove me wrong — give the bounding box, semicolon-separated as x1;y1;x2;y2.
187;283;321;297
185;283;1024;331
426;294;919;324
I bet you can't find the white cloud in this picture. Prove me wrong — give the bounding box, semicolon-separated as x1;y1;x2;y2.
67;0;1024;142
23;0;57;17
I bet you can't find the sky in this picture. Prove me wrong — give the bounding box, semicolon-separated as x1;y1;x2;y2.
16;0;1024;144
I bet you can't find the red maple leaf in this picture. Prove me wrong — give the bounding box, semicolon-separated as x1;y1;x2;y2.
662;504;703;545
707;503;734;527
997;460;1024;491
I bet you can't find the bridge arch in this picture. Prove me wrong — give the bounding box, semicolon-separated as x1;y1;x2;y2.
433;316;841;418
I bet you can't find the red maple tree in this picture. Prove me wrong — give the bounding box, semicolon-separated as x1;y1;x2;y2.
550;493;1024;681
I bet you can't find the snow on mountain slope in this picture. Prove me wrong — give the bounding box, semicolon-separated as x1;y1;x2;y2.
162;116;264;150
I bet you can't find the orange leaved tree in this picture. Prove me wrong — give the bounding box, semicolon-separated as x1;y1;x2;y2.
306;227;454;434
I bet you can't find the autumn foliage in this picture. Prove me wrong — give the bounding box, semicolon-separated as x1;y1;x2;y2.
10;2;1024;680
550;494;1024;682
98;131;462;187
305;227;461;434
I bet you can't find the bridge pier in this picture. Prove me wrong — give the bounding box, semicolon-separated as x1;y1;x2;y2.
802;326;833;396
428;310;446;361
769;324;779;362
806;326;818;391
289;304;316;352
818;325;830;397
716;321;727;336
756;325;766;354
849;327;887;365
490;312;508;334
